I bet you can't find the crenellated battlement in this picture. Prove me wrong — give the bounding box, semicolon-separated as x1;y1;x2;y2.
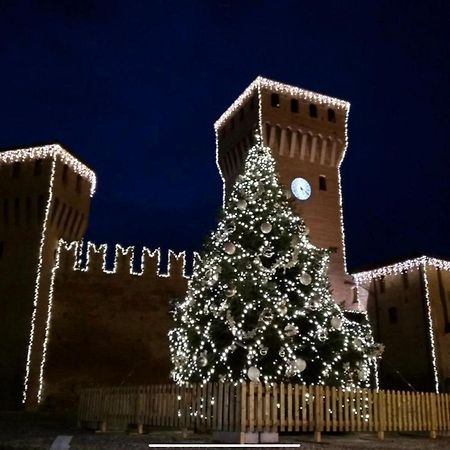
56;239;195;279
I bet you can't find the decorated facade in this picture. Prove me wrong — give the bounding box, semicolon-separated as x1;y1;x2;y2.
0;77;448;410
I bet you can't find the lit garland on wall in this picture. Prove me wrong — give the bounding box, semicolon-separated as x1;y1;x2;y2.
22;158;57;404
352;256;450;284
37;240;78;402
214;76;350;131
353;256;448;393
0;144;96;196
422;263;440;393
35;239;192;403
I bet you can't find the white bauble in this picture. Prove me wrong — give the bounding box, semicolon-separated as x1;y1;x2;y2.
284;324;299;337
247;366;260;382
279;348;286;357
278;302;288;316
291;357;307;373
224;242;236;255
259;345;268;356
237;199;247;210
260;222;272;234
300;273;312;285
330;316;343;330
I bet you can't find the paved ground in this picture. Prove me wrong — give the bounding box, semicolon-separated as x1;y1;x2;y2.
1;412;450;450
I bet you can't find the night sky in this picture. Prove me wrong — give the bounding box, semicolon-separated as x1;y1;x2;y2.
1;1;449;272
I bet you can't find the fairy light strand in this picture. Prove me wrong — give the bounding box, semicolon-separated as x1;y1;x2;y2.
0;144;96;196
422;263;440;393
22;157;57;404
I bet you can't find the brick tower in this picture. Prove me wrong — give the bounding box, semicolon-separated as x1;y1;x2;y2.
0;145;95;409
214;77;354;307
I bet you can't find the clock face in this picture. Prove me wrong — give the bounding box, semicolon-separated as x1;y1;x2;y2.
291;177;311;200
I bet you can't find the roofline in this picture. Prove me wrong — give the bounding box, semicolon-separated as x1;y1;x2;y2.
0;143;97;196
352;255;450;282
214;76;350;130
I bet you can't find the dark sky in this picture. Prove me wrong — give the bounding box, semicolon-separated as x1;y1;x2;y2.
0;0;449;272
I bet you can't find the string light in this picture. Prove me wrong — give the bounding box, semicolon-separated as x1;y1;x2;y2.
0;144;96;196
22;158;57;404
422;263;440;393
214;76;349;131
352;256;450;283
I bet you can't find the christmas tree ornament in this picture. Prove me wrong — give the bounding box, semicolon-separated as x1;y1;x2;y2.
290;235;300;247
259;345;268;356
224;242;236;255
317;329;328;342
279;348;286;357
253;256;261;266
246;262;252;269
197;352;208;367
284;324;299;337
330;316;343;330
300;273;312;285
237;199;247;210
225;286;237;297
291;357;307;373
262;246;274;258
260;308;273;324
278;301;288;316
247;366;260;382
225;221;236;234
285;189;292;199
260;222;272;234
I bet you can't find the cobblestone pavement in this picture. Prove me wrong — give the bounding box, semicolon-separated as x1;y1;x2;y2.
1;413;450;450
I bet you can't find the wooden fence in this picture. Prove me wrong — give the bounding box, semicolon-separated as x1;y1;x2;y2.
78;383;450;440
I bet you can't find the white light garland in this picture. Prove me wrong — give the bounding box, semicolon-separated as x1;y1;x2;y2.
422;263;440;393
65;241;189;278
214;76;350;131
0;144;96;196
353;256;450;284
337;105;350;274
22;157;57;404
37;240;78;402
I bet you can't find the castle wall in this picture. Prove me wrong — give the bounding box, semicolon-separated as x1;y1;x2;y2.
426;267;450;390
363;269;434;391
41;242;189;406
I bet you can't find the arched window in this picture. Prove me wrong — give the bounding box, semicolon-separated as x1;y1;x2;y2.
309;104;318;118
271;93;280;108
327;108;336;122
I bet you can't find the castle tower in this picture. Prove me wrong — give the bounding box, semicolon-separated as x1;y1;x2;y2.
0;144;95;409
215;77;354;307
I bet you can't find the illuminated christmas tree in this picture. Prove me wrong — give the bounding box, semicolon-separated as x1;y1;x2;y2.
169;136;382;387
